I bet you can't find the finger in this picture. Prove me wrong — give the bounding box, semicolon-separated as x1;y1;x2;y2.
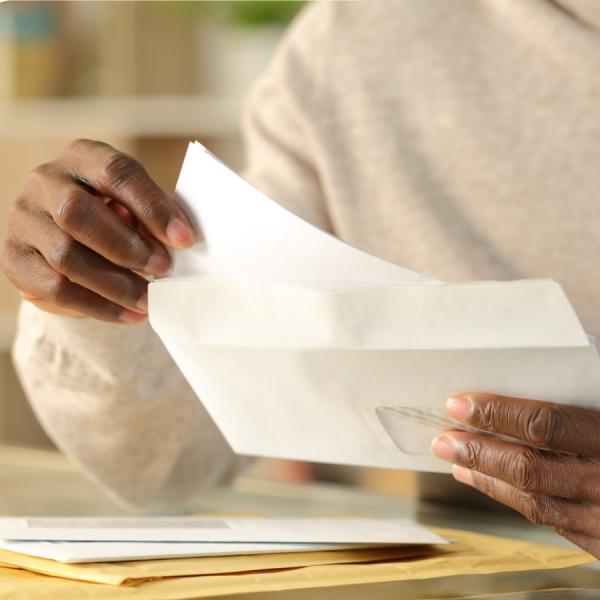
109;200;136;226
445;392;600;455
432;430;600;503
60;139;195;249
25;219;149;313
452;467;600;537
21;292;85;318
556;528;600;559
26;170;170;275
3;239;145;324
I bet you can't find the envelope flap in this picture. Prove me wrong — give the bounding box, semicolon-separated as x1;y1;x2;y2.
148;278;588;350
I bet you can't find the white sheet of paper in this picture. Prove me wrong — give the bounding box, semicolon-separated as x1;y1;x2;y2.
0;540;391;564
169;142;435;287
148;143;600;473
0;517;447;546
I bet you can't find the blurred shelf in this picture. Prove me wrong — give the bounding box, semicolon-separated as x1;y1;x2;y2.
0;95;243;139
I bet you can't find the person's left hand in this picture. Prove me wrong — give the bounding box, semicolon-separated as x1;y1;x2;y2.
431;393;600;558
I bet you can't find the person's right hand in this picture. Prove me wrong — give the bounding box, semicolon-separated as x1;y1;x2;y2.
0;139;196;323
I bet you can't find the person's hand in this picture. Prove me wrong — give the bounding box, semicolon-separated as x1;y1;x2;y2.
431;393;600;558
1;139;195;323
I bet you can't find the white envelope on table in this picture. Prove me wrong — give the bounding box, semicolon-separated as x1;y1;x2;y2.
0;540;389;564
148;142;600;473
0;516;446;545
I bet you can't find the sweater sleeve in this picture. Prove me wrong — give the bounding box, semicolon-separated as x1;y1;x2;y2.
241;1;333;230
12;301;244;511
11;1;333;510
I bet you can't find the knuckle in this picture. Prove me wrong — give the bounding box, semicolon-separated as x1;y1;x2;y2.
66;138;102;154
120;276;146;303
137;191;167;222
66;138;89;153
0;239;37;278
48;237;79;273
100;152;142;190
119;233;151;265
475;399;498;429
473;473;499;502
0;238;17;277
462;439;482;470
12;193;31;216
513;448;540;491
524;405;564;448
107;267;141;296
519;492;559;526
123;270;145;293
55;191;92;230
7;194;39;235
6;196;35;240
520;492;545;524
30;161;56;181
47;273;73;306
16;166;58;216
579;459;600;498
103;308;123;323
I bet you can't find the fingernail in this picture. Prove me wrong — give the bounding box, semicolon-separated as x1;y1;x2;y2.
144;252;170;275
119;309;147;324
446;395;472;421
431;435;455;461
453;465;474;485
136;293;148;313
167;218;195;248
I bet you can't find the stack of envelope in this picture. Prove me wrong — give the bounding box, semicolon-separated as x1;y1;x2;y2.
0;517;592;599
0;516;446;563
148;142;600;473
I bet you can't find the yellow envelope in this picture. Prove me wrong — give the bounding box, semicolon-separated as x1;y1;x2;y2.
1;563;597;600
0;545;432;586
0;528;593;600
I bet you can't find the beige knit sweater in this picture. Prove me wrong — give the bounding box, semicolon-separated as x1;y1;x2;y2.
13;0;600;508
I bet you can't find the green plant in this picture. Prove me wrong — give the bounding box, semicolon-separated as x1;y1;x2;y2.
167;1;306;27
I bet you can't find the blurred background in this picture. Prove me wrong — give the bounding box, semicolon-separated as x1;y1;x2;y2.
0;0;413;505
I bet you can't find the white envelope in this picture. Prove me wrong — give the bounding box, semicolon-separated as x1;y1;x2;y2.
148;143;600;473
0;540;391;564
0;517;446;545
